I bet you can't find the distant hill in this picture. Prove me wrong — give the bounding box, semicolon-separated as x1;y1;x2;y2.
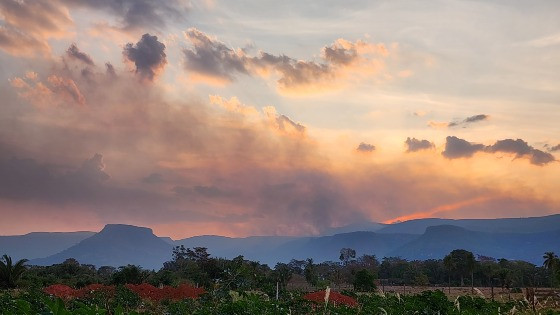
5;213;558;269
175;232;417;266
175;235;297;265
321;222;385;235
0;231;95;261
378;214;560;235
389;225;560;264
30;224;172;269
271;232;417;265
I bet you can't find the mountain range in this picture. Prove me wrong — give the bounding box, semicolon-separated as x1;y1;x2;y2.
2;214;559;269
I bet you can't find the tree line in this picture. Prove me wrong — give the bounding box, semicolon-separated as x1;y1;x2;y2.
1;248;559;294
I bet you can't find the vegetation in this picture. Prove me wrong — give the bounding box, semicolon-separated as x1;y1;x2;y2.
0;255;28;289
0;248;559;314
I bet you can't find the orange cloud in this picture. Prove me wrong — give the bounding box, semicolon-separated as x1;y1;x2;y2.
0;0;73;57
182;28;394;94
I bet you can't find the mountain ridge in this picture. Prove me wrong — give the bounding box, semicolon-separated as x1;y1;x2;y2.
2;214;558;269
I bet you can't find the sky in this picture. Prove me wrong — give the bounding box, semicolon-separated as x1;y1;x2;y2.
0;0;559;239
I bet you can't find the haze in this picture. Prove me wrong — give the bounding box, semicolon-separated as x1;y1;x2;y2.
0;0;559;239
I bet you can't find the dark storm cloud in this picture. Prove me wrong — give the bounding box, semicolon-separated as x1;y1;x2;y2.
123;33;167;81
443;136;556;165
66;43;94;65
356;142;375;152
442;136;485;158
61;0;190;31
405;137;434;152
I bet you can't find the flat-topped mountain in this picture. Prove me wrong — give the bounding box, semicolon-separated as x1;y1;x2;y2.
30;224;173;269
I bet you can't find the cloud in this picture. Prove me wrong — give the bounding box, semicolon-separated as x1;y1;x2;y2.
548;144;560;152
123;33;167;81
431;114;489;128
356;142;375;152
442;136;485;159
443;136;556;165
1;46;558;238
0;0;73;56
464;114;489;123
486;139;555;166
405;137;434;152
183;28;250;82
10;74;86;106
0;153;108;202
61;0;190;31
66;43;94;65
182;28;391;93
47;75;86;105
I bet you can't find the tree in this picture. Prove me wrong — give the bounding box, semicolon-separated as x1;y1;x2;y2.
353;269;377;292
543;252;558;287
304;258;318;286
339;248;356;266
443;249;476;287
273;263;292;290
0;255;28;289
112;265;149;285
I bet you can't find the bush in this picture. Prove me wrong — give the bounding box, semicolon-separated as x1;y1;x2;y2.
353;269;377;292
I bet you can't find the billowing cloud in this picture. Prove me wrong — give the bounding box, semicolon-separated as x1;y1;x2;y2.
123;33;167;81
442;136;485;158
356;142;375;152
405;137;434;152
443;136;555;165
66;43;94;65
0;0;73;56
0;21;558;238
183;28;250;82
486;139;555;166
182;28;391;93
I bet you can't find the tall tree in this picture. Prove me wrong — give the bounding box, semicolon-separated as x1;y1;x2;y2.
0;255;28;289
304;258;318;286
543;252;558;287
444;249;476;287
339;248;356;266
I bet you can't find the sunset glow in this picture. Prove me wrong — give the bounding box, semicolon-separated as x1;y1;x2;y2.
1;0;559;238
